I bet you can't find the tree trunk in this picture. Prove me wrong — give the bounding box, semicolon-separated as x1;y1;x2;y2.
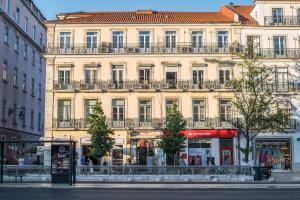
244;137;250;163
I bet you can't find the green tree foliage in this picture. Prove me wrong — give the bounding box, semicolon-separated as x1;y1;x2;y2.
86;102;114;160
229;44;289;163
158;104;186;165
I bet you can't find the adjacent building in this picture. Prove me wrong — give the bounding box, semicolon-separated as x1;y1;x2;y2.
44;0;300;171
0;0;46;142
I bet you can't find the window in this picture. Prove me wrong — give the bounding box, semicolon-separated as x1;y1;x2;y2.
274;36;286;56
14;34;19;52
191;31;203;48
85;68;97;84
276;68;288;92
219;99;232;121
112;65;124;88
86;32;97;48
32;25;36;40
58;100;71;121
58;69;70;85
38;113;41;131
59;32;71;48
112;99;125;123
247;36;260;54
139;100;152;122
192;68;204;87
24;17;28;32
31;79;34;96
166;71;177;89
30;110;34;129
4;27;9;44
84;99;97;118
139;31;151;48
39;56;43;71
219;69;231;85
139;68;151;84
32;50;35;66
21;107;26;127
13;68;17;87
2;61;7;81
5;0;10;14
217;31;228;48
112;31;124;48
165;31;176;49
39;33;43;46
188;139;211;149
38;83;42;100
1;99;6;121
23;43;28;59
166;99;178;114
272;8;283;24
193;99;205;121
15;8;20;24
22;74;26;91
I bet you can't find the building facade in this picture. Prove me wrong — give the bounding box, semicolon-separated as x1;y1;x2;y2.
44;0;300;171
0;0;46;142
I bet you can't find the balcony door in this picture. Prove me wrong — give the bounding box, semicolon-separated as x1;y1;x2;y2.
166;72;177;89
219;69;231;87
59;32;71;49
272;8;283;24
85;68;97;84
276;68;288;92
112;31;124;49
165;31;176;52
192;69;204;89
86;32;98;49
274;36;286;56
139;68;151;85
58;100;71;123
217;31;228;49
112;99;125;127
112;65;124;89
139;100;152;126
139;31;151;50
247;36;260;55
58;69;70;87
84;99;97;119
193;99;205;127
191;31;203;49
219;99;232;123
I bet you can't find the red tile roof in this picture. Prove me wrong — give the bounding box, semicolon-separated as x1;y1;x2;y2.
46;10;237;24
226;5;258;26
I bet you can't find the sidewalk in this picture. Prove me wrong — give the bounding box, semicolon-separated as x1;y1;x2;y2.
0;183;300;189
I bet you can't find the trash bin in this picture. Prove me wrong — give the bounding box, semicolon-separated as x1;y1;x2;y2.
253;166;272;180
253;166;263;180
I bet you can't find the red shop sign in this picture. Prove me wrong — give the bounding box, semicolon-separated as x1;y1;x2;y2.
181;129;238;139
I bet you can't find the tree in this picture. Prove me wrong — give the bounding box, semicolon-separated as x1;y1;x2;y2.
158;104;186;165
86;102;114;164
229;45;289;164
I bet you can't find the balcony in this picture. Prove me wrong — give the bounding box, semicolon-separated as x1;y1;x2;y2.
264;16;300;26
257;48;300;59
53;80;234;92
46;43;241;55
53;80;80;91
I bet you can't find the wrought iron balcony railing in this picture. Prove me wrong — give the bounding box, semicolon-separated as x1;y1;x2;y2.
52;117;297;131
54;80;234;91
46;43;241;55
256;48;300;59
264;16;300;26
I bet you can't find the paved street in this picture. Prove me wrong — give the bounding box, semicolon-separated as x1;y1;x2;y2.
0;188;300;200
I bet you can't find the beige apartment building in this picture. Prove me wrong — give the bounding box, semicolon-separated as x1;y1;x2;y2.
44;0;300;170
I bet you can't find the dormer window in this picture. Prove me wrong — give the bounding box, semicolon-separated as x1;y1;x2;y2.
272;8;283;24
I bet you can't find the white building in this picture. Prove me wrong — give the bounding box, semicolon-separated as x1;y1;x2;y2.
0;0;46;142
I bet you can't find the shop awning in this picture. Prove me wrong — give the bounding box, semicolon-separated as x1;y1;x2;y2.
181;129;238;139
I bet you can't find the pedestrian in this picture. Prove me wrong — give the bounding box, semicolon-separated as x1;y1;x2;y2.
211;157;215;166
206;157;211;166
89;159;94;174
190;156;196;165
196;155;201;166
179;157;186;166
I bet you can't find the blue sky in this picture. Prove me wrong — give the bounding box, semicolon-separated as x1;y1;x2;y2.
33;0;253;20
